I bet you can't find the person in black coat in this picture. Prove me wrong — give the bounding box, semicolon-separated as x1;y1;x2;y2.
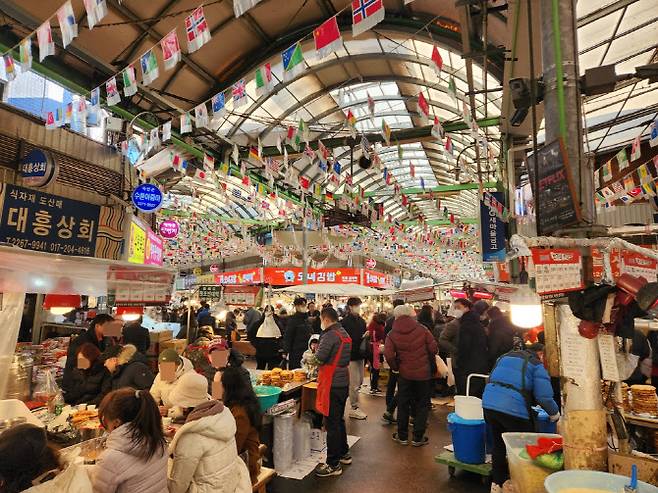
342;297;368;419
248;306;282;370
62;314;115;394
283;298;312;369
105;344;155;391
486;306;517;368
64;342;112;405
455;299;490;397
122;319;151;354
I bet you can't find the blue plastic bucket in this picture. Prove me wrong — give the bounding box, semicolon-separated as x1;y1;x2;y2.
448;412;486;464
254;385;282;413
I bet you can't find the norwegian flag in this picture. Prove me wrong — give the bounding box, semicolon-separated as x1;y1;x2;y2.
352;0;385;38
185;6;211;53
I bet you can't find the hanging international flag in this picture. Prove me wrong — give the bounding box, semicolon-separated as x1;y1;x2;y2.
299;175;310;190
352;0;385;38
346;110;357;138
431;45;443;76
367;92;376;117
650;118;658;147
63;103;72;124
180;112;192;134
84;0;108;30
623;175;636;192
162;120;172;142
149;127;160;151
232;79;247;108
106;77;121;106
397;143;403;160
233;0;263;17
3;55;16;81
638;164;651;184
276;134;283;153
420;177;425;189
249;146;260;162
203;154;215;173
282;42;305;81
417;91;430;119
601;160;612;182
314;16;342;59
298;119;310;144
642;181;656;198
409;162;415;178
283;146;288;169
630;135;642;161
194;102;209;128
90;86;100;108
57;1;78;48
140;49;159;85
122;64;138;97
54;107;64;127
431;116;444;141
211;92;225;118
383;167;390;185
381;120;391;146
18;38;32;70
45;111;56;129
161;29;181;71
255;63;273;97
37;20;55;62
445;135;453;155
185;6;211;53
616;148;629;170
447;76;458;103
194;168;207;181
232;144;239;164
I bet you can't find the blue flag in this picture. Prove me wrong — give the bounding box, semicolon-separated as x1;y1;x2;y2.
212;92;225;115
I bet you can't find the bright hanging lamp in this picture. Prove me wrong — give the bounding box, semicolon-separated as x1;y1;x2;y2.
510;285;543;329
116;306;143;322
43;294;81;315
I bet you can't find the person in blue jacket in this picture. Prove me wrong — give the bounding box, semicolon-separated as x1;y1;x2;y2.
482;343;559;493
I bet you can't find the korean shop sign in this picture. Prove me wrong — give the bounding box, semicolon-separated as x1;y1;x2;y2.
0;183;99;256
20;148;57;188
131;183;163;213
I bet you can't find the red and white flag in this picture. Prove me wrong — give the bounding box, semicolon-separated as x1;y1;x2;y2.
185;6;211;53
631;134;642;161
352;0;385;38
37;20;55;62
203;154;215;172
313;16;343;59
84;0;108;30
417;91;430;120
161;29;181;71
194;168;207;180
431;46;443;76
367;92;375;117
431;116;444;141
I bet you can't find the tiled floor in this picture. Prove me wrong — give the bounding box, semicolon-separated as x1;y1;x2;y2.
268;388;491;493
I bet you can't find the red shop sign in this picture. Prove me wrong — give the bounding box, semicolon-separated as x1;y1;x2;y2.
215;268;262;285
363;269;391;289
531;248;584;296
263;267;360;285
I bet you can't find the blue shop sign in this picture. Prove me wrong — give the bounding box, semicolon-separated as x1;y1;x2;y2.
132;183;163;213
480;191;507;263
20;148;57;188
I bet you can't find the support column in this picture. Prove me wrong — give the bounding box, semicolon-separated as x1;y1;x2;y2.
540;0;606;471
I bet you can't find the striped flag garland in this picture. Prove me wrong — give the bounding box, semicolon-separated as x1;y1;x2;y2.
232;79;247;108
105;77;121;106
83;0;108;30
161;29;182;71
313;16;343;59
37;20;55;62
3;55;16;81
194;102;209;128
140;48;159;85
122;63;138;97
19;38;32;70
56;1;78;48
282;42;305;81
255;63;273;97
346;110;357;138
180;112;192;134
185;6;211;53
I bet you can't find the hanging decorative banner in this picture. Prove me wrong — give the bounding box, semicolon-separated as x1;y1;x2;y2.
431;116;444;141
616;148;629;171
185;6;211;53
18;38;32;70
650;118;658;147
630;135;642;162
3;55;16;81
84;0;108;30
381;120;391;145
313;16;342;59
431;45;443;76
282;42;305;81
162;120;171;142
232;79;247;108
161;29;181;70
37;20;55;62
180;112;192;134
122;64;138;97
211;92;225;119
194;102;209;128
480;191;506;262
417;91;430;120
233;0;263;17
131;183;163;213
531;248;584;297
56;1;78;48
352;0;385;38
105;77;121;106
447;76;458;103
254;62;273;97
140;48;159;85
216;268;263;285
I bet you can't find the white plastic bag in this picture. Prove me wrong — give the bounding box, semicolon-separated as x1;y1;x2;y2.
256;314;281;338
436;355;449;378
616;352;639;381
446;357;456;387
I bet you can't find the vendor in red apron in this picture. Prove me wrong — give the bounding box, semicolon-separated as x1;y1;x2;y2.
312;306;352;478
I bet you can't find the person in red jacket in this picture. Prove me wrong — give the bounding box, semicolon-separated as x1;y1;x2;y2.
384;304;438;447
367;312;386;394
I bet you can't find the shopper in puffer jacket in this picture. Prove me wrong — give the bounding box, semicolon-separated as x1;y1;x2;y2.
150;348;194;408
93;388;167;493
105;344;155;391
283;298;312;369
384;304;438;446
168;372;251;493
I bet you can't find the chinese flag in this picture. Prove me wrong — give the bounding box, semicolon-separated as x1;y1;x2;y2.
314;16;342;58
418;91;430;118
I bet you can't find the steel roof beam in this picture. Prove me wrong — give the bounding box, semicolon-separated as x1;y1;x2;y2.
577;0;640;28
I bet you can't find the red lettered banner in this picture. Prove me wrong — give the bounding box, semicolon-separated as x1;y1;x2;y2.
215;268;263;285
531;248;583;296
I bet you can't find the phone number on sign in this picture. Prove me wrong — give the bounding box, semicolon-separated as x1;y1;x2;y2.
3;237;91;256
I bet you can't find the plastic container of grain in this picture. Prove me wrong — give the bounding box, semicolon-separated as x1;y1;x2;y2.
545;470;658;492
502;432;562;493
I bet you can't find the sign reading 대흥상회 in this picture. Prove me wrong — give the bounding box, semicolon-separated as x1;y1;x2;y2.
20;148;57;188
0;182;100;256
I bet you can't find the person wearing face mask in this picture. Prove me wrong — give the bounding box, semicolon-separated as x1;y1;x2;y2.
248;305;283;370
454;299;490;397
341;297;368;420
283;298;312;369
64;342;112;406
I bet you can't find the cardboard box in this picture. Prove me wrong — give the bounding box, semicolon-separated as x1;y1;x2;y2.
608;451;658;485
310;428;327;452
161;338;188;355
149;329;172;343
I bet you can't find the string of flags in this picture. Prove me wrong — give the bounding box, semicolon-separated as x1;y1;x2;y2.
595;153;658;208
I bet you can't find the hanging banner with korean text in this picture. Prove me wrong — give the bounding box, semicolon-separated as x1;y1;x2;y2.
530;248;584;297
0;183;124;259
480;191;506;262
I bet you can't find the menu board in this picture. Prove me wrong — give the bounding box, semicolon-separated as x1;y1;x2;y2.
198;285;222;301
527;139;581;234
531;248;584;297
598;334;620;382
621;251;658;282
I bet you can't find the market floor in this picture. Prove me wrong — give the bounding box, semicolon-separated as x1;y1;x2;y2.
268;390;490;493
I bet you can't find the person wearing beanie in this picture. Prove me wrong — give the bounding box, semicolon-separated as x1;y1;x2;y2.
150;348;194;412
454;298;490;397
0;423;92;492
168;372;251;493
